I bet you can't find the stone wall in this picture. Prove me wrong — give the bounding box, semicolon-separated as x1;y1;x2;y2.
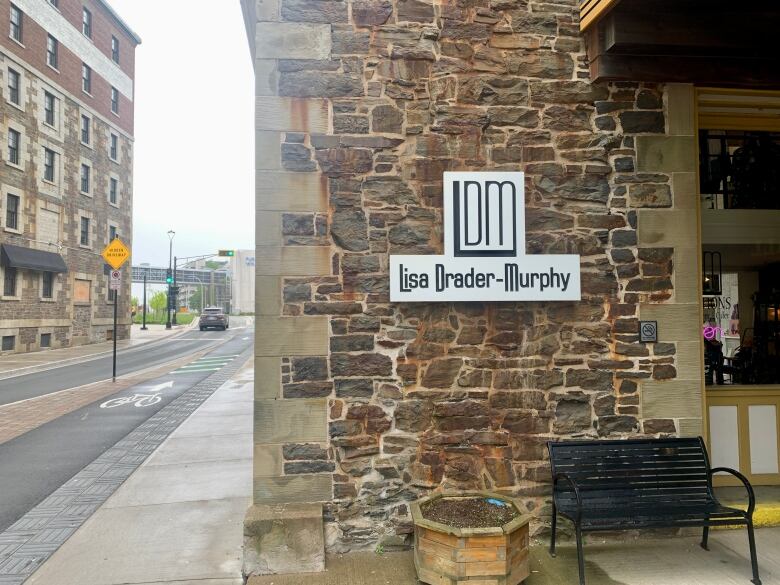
249;0;701;560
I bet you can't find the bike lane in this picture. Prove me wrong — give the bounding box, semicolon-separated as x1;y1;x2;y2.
0;331;253;533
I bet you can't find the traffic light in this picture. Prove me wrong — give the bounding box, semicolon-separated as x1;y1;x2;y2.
218;249;235;257
165;269;173;284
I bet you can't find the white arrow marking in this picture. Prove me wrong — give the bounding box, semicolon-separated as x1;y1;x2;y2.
146;380;174;393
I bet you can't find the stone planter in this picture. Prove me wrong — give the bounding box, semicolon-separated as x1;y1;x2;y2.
411;491;530;585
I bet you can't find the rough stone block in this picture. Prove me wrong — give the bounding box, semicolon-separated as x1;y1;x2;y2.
243;503;325;576
255;23;331;60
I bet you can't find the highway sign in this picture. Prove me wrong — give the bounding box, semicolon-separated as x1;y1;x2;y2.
102;238;131;270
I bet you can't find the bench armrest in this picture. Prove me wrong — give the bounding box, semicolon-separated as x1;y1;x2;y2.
710;467;756;517
553;472;583;523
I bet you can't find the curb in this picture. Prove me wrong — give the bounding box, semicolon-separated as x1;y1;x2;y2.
0;321;199;382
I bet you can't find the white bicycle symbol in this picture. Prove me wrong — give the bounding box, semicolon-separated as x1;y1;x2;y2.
100;381;174;409
100;393;162;408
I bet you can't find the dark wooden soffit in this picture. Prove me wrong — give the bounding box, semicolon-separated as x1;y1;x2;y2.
583;0;780;87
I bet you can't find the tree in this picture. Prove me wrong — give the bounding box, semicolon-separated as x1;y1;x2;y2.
149;291;167;320
131;295;139;309
205;260;227;270
189;288;203;313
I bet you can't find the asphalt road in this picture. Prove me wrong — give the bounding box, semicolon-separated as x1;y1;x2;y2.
0;324;248;406
0;322;254;532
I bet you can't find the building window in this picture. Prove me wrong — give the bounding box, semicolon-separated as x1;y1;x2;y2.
109;178;118;205
44;91;56;126
43;148;55;182
40;333;51;347
109;225;117;241
47;35;58;69
3;267;17;297
10;4;22;43
1;336;15;351
82;63;91;93
109;133;118;160
82;7;92;38
80;163;90;193
81;115;90;144
47;0;58;7
111;36;119;63
8;129;20;165
8;68;20;105
80;217;90;246
42;271;54;298
110;87;119;114
6;193;20;230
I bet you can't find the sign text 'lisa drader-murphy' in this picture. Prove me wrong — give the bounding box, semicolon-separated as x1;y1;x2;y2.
390;172;581;302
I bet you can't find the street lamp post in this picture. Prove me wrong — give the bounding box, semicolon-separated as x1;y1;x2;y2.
165;230;175;330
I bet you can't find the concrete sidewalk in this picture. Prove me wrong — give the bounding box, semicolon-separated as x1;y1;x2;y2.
26;358;253;585
245;527;780;585
0;322;194;380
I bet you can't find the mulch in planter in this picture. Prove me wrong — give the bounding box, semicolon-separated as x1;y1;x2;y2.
421;497;519;529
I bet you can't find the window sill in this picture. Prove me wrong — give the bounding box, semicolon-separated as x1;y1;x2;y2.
46;64;60;74
108;201;120;209
1;296;20;302
3;227;22;235
9;37;24;49
41;179;57;187
80;141;93;149
80;191;93;198
40;298;56;303
82;90;93;98
78;244;92;250
5;161;24;172
109;156;119;164
8;101;25;113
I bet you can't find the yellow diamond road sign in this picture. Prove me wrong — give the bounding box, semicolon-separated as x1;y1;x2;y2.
101;238;131;270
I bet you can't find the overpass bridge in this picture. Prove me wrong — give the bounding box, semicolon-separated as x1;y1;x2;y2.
131;265;231;310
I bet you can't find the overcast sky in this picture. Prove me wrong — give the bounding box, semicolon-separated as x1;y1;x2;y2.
110;0;255;268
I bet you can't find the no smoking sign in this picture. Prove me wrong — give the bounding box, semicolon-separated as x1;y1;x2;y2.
639;321;658;343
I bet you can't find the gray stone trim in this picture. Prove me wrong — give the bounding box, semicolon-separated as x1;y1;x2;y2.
0;348;253;584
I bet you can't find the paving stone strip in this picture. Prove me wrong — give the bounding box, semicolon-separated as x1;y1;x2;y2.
0;348;214;446
0;348;253;584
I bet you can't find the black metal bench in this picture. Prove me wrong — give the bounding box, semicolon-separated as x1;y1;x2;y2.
548;437;761;585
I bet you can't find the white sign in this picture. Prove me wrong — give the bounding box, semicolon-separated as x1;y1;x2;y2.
390;172;581;302
110;269;121;291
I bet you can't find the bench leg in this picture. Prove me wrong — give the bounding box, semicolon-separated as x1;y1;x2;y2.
747;520;761;585
575;525;586;585
701;526;709;551
550;502;557;557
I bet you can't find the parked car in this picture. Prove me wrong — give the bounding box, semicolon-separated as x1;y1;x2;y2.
199;307;229;331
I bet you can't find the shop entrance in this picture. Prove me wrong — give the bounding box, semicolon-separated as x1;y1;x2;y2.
699;89;780;486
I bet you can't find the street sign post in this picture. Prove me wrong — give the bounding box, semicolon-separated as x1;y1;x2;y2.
101;237;131;383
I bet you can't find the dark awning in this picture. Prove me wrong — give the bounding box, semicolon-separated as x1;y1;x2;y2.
1;244;67;273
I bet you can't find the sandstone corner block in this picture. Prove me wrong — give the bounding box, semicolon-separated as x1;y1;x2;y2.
255;23;331;60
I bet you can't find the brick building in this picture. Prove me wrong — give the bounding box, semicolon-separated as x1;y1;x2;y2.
241;0;780;577
0;0;139;354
